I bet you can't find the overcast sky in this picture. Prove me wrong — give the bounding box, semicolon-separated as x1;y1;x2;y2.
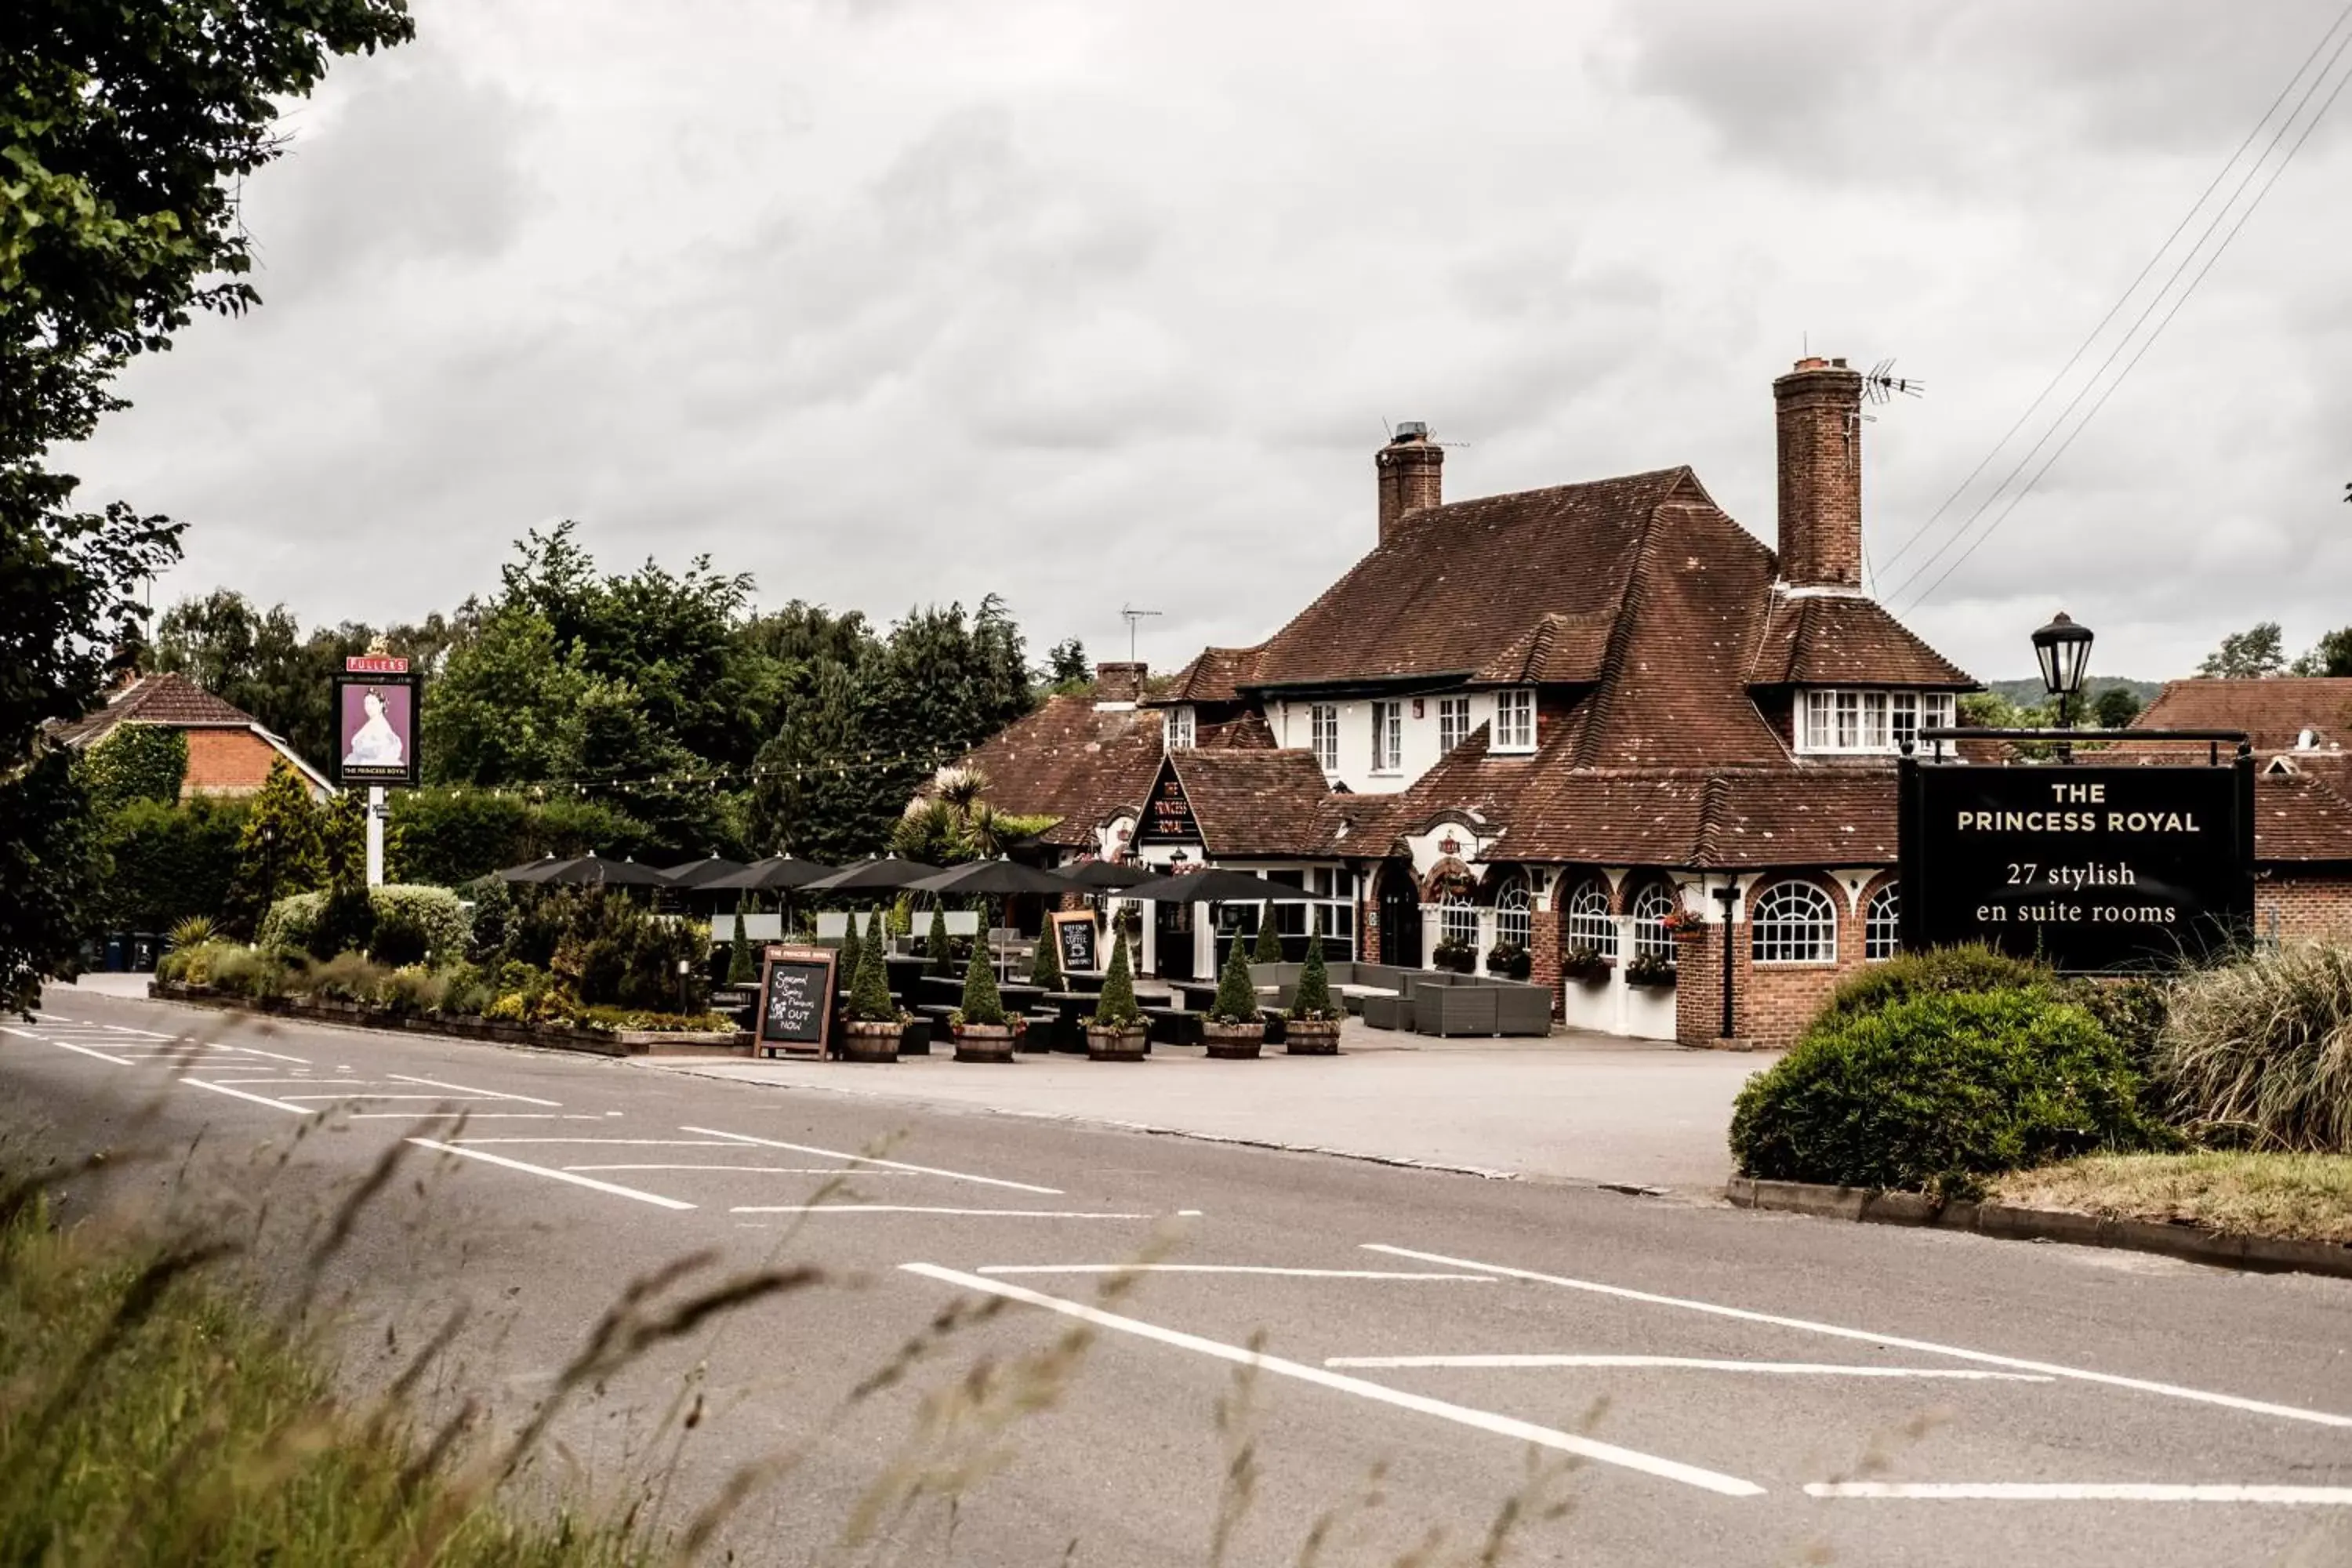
71;0;2352;683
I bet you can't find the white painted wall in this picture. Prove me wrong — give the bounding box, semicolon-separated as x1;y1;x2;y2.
1273;690;1528;795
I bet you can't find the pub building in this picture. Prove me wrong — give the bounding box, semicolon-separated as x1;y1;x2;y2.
948;358;2350;1047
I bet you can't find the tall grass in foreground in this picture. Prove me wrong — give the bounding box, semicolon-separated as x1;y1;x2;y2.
2161;941;2352;1152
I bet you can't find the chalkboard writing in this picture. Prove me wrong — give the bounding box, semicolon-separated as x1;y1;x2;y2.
756;945;838;1056
1051;911;1100;974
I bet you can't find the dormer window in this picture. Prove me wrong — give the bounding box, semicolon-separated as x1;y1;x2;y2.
1798;689;1955;754
1163;705;1195;751
1494;689;1536;753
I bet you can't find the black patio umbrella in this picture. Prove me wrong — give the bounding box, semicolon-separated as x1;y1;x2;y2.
801;855;944;894
1119;869;1316;905
662;854;748;887
495;854;568;884
532;852;670;888
1060;859;1153;890
705;855;840;892
903;858;1074;898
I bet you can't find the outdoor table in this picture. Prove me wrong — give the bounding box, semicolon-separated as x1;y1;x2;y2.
1059;971;1105;995
916;975;964;1007
998;982;1046;1014
883;954;928;1000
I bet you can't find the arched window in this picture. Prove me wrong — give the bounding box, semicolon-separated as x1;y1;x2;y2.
1564;877;1612;953
1865;882;1901;961
1751;880;1837;964
1630;881;1678;964
1494;881;1531;949
1439;894;1479;948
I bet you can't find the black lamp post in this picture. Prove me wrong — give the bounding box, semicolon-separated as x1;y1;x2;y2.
2031;611;2094;761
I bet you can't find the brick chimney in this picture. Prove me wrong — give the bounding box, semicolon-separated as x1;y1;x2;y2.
1092;661;1145;710
1375;422;1443;543
1772;356;1864;588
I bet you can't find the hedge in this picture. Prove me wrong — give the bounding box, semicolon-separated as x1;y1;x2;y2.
92;797;248;931
258;885;470;967
81;725;188;813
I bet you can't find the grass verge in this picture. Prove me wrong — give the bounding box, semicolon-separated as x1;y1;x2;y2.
1991;1151;2352;1245
0;1186;645;1566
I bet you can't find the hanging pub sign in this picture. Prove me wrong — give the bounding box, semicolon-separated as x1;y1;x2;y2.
1135;759;1202;847
332;656;420;788
755;944;839;1058
1897;757;2254;973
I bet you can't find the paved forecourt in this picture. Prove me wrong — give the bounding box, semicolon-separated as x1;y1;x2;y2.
8;985;2352;1566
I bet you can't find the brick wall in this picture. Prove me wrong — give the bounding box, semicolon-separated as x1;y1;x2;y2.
182;728;283;797
2257;869;2352;941
1527;899;1564;1018
1772;358;1864;588
1673;873;1879;1049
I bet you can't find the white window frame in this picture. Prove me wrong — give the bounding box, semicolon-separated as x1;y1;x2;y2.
1310;704;1339;775
1630;881;1678;964
1370;699;1403;774
1751;880;1837;964
1163;705;1195;751
1494;882;1531;950
1563;877;1612;953
1865;882;1901;961
1800;689;1957;755
1438;696;1472;755
1494;688;1536;753
1439;894;1479;948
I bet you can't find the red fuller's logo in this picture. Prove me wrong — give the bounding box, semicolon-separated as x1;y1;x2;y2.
1438;835;1461;856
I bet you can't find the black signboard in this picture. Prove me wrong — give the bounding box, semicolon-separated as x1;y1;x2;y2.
1898;759;2254;972
755;944;838;1057
1137;760;1201;847
1050;910;1100;974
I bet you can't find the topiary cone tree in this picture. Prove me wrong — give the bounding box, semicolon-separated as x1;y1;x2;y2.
1092;932;1142;1030
926;906;953;977
1029;915;1062;988
728;895;754;985
1252;912;1282;964
958;939;1008;1027
1290;931;1337;1020
1210;935;1260;1025
837;907;863;1002
849;910;897;1022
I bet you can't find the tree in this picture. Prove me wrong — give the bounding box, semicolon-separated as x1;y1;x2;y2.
1047;637;1090;689
956;938;1008;1027
1090;933;1140;1029
2291;627;2352;678
728;895;754;986
925;906;953;978
2092;687;2143;730
81;724;187;812
1253;913;1283;964
2198;622;2285;680
848;911;897;1023
1027;916;1062;987
1209;935;1259;1024
1290;931;1338;1022
225;758;325;936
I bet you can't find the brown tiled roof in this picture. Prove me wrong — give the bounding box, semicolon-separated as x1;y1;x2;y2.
1196;712;1276;750
1748;594;1976;688
53;671;260;746
2130;678;2352;754
2253;772;2352;863
1160;646;1264;704
1166;749;1335;857
1472;613;1613;685
954;696;1163;848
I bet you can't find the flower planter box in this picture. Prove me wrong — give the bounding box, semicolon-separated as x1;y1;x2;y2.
1432;949;1477;975
840;1019;902;1063
1624;967;1677;989
953;1021;1022;1062
1283;1017;1341;1055
1199;1021;1264;1059
1085;1025;1149;1062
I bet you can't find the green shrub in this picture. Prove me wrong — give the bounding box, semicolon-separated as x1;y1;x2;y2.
1813;943;2053;1029
257;891;327;954
205;946;300;1001
309;882;376;961
156;939;235;988
1027;917;1062;987
1090;933;1140;1030
545;891;705;1012
728;898;754;985
1209;937;1260;1025
1290;931;1338;1022
837;912;864;995
2160;942;2352;1152
166;914;219;951
81;724;187;812
1730;987;2161;1197
1253;916;1282;964
459;874;516;962
848;912;898;1023
368;884;470;967
307;951;389;1002
957;942;1008;1028
91;796;247;931
2069;975;2171;1091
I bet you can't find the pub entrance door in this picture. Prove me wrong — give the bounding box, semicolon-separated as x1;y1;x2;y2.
1377;862;1422;968
1154;898;1196;980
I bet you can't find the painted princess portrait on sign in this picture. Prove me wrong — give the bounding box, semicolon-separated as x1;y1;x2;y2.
336;681;415;782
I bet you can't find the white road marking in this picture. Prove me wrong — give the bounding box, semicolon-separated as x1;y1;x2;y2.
979;1265;1497;1282
350;1112;611;1121
28;1011;79;1023
681;1126;1062;1196
900;1264;1763;1498
737;1207;1152;1218
2;1025;71;1044
182;1079;310;1113
216;1044;312;1065
1324;1355;2051;1381
564;1164;916;1174
101;1023;174;1039
1807;1483;2352;1504
278;1094;524;1103
407;1139;695;1210
384;1073;562;1107
454;1138;743;1147
1176;1209;1203;1216
1365;1244;2352;1432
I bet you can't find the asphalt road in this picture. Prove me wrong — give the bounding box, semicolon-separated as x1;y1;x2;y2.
8;987;2352;1567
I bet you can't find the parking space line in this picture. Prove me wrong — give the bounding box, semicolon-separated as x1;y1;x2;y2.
407;1139;695;1210
900;1264;1763;1497
384;1073;562;1107
278;1094;524;1103
1325;1356;2050;1381
980;1265;1494;1281
31;1038;135;1065
1807;1483;2352;1504
183;1079;310;1113
681;1127;1062;1196
738;1207;1152;1218
216;1044;313;1065
1365;1244;2352;1432
454;1138;742;1147
565;1164;906;1174
100;1024;176;1039
350;1112;611;1121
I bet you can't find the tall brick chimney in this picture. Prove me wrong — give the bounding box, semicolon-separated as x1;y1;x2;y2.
1773;356;1864;588
1375;422;1443;543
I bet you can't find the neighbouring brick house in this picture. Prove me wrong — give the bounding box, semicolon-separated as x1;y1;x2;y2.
947;358;2350;1047
54;671;333;801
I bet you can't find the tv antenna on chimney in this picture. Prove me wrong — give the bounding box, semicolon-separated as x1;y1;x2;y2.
1120;603;1162;665
1861;359;1925;405
1382;417;1469;449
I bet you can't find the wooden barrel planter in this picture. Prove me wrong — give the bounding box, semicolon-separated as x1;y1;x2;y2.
1200;1021;1264;1060
1085;1025;1149;1062
953;1022;1022;1062
1283;1017;1341;1055
840;1019;902;1063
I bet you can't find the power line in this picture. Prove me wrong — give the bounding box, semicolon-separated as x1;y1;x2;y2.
1876;0;2352;590
1897;49;2352;612
1884;10;2352;608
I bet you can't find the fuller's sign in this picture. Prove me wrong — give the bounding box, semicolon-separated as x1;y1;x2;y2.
1897;757;2253;973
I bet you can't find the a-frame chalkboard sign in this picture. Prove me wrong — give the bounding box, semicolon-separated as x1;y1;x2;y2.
755;943;839;1058
1048;909;1101;975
